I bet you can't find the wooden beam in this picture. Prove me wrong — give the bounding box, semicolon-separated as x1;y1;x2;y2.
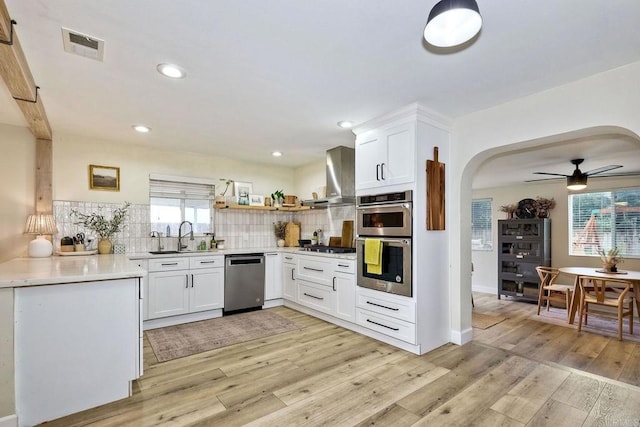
0;1;52;140
35;139;53;214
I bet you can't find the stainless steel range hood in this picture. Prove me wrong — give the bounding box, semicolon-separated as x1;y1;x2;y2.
303;146;355;208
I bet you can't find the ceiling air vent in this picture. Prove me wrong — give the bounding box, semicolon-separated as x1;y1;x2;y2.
61;27;104;61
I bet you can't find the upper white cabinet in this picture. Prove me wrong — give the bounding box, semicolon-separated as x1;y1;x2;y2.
355;122;415;191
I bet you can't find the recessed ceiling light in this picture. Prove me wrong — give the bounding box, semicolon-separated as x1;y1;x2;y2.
337;120;354;129
271;151;283;157
156;63;186;79
132;125;151;133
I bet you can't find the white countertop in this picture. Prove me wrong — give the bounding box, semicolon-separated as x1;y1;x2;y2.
128;246;357;261
0;255;146;288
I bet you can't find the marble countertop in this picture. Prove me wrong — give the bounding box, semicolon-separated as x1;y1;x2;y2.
128;246;357;261
0;255;146;288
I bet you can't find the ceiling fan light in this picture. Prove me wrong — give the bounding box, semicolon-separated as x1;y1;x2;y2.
567;175;587;191
424;0;482;47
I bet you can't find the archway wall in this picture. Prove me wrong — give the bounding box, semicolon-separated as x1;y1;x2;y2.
448;60;640;342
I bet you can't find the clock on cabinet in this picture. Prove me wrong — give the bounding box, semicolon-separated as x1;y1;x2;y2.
516;198;536;219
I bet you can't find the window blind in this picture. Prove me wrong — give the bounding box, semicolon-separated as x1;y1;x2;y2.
472;198;493;250
149;179;215;200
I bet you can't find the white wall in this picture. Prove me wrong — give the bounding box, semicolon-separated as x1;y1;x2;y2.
293;160;325;201
0;123;35;263
472;176;640;295
450;60;640;340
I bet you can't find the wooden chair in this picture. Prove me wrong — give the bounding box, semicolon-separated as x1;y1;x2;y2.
577;277;634;341
536;266;574;321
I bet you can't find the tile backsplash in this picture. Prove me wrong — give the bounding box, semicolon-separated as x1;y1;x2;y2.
53;201;355;254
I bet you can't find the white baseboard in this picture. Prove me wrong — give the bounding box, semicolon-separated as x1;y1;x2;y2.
262;299;284;309
451;327;473;345
143;309;222;330
472;285;496;295
0;414;17;427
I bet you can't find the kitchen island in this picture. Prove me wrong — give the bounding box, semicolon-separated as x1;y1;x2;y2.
0;255;145;427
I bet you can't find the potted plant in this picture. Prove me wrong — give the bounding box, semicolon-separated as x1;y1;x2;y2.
599;247;623;272
273;221;287;247
71;202;130;254
271;190;285;208
499;204;518;219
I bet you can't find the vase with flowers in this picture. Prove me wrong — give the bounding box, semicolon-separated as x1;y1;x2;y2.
599;247;623;272
499;204;518;219
72;202;130;254
273;221;287;247
534;196;556;218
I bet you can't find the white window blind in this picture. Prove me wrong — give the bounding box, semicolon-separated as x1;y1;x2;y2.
569;188;640;258
149;180;215;200
472;198;493;251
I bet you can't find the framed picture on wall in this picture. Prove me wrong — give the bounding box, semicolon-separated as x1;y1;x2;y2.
249;194;265;206
89;165;120;191
234;181;252;205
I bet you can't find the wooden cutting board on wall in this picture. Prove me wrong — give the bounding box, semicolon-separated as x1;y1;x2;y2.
285;222;301;247
426;146;445;230
341;220;354;248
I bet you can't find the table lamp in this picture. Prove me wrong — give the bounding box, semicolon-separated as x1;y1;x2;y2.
25;214;58;257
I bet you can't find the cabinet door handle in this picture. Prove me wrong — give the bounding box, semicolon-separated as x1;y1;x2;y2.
515;273;524;278
303;266;324;272
303;292;324;301
267;253;278;256
376;164;380;181
366;300;399;311
191;274;194;287
337;263;349;268
161;262;179;266
185;274;189;288
199;260;217;264
332;277;336;291
516;255;524;259
292;268;295;281
366;319;399;331
285;256;293;260
380;163;385;180
516;236;523;240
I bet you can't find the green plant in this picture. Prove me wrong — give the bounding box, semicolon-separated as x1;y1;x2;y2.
273;221;287;239
271;190;284;200
71;202;130;239
599;247;623;266
219;178;234;196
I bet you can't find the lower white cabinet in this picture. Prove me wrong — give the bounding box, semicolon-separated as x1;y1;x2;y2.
333;270;355;322
282;254;297;302
298;280;334;314
356;287;416;344
147;255;224;320
265;252;283;300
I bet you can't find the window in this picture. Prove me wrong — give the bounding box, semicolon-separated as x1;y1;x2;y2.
569;188;640;258
472;198;493;250
149;177;215;235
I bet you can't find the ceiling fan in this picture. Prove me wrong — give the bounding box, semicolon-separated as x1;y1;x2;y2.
525;159;627;190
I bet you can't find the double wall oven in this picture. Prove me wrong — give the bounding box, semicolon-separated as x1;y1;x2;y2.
356;190;412;297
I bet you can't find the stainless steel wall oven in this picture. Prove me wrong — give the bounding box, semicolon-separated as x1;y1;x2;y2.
356;190;412;297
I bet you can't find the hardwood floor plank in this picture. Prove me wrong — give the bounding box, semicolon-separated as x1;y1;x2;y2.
353;403;421;427
559;333;610;371
525;399;589;427
186;393;286;427
584;382;640;426
618;345;640;385
550;372;605;412
469;408;525;427
490;364;570;424
584;338;635;380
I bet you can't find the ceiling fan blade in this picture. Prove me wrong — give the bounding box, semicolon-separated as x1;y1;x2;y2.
584;165;623;176
524;177;564;183
532;172;569;177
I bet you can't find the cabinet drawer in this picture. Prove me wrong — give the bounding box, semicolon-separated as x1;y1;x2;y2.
189;255;224;269
333;259;355;274
298;280;334;314
282;254;297;264
356;288;415;323
148;257;190;272
297;256;332;286
356;308;416;344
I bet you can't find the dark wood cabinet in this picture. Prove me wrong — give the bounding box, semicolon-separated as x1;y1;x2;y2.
498;219;551;301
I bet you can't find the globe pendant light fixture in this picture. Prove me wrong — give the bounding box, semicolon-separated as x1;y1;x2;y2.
424;0;482;48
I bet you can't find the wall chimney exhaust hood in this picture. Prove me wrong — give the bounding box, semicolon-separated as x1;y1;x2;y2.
303;146;355;208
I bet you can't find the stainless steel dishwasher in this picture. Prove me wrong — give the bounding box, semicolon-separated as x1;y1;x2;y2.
224;253;265;313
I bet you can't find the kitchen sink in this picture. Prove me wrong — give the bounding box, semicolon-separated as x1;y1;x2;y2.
148;250;180;255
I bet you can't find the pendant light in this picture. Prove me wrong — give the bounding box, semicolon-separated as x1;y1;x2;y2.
566;174;587;191
424;0;483;48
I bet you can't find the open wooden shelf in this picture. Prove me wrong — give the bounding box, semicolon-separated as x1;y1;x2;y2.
215;204;310;212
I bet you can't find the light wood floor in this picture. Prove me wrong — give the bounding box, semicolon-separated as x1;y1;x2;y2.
43;293;640;426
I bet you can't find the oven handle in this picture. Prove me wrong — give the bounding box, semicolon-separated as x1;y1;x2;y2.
356;202;411;210
355;237;411;245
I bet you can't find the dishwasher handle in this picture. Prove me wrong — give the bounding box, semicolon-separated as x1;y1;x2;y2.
227;256;264;266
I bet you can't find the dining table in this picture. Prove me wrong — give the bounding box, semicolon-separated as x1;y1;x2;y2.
558;267;640;325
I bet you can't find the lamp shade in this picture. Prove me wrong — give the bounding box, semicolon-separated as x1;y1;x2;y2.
424;0;482;48
567;175;587;191
25;214;58;258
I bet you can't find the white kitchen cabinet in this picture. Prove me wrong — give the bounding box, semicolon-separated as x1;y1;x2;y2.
296;255;332;287
332;260;355;322
282;254;297;302
265;252;283;300
147;255;224;319
148;270;190;319
355;122;415;191
298;279;335;314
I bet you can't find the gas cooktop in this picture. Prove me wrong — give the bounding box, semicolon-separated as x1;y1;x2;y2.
299;245;356;254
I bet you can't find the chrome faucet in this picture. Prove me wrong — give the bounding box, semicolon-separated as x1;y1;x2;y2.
149;231;163;251
178;221;194;251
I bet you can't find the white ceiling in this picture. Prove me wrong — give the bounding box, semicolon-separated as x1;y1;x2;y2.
3;1;640;171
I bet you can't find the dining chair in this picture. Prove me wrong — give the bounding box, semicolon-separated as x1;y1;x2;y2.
577;277;634;341
536;266;574;321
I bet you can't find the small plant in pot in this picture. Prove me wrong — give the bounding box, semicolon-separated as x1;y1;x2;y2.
599;247;623;272
271;190;285;207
